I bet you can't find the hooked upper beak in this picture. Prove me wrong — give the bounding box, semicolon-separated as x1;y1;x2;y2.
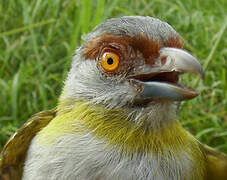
129;47;204;101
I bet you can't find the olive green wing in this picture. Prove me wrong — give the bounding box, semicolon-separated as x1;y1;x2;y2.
200;144;227;180
0;109;56;180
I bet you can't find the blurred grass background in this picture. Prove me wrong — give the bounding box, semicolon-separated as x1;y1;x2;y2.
0;0;226;153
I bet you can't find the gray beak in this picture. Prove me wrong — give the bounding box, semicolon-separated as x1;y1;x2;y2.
159;47;204;79
130;47;204;101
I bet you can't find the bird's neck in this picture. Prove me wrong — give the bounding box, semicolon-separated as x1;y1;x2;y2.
38;99;200;154
35;99;205;179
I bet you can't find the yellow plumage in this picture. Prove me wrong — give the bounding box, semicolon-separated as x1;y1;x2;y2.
36;99;205;179
1;15;227;180
0;100;227;179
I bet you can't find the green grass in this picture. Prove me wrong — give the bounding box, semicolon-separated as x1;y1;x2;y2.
0;0;226;153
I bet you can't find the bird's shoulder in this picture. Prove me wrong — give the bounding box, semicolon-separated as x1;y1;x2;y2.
0;109;56;180
200;144;227;180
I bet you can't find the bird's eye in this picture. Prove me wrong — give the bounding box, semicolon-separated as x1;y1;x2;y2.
101;52;120;71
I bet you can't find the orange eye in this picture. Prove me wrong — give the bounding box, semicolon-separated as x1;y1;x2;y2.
101;52;120;71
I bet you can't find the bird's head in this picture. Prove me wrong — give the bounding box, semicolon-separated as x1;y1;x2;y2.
62;16;204;125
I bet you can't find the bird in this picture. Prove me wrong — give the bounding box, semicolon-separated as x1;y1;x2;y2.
0;16;227;180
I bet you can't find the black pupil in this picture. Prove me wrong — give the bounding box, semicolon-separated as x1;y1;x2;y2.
107;58;114;65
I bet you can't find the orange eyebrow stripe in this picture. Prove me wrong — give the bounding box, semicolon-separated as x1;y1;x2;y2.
83;33;183;62
164;36;184;49
83;34;128;60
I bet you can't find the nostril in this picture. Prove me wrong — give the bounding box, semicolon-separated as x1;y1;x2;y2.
161;56;167;65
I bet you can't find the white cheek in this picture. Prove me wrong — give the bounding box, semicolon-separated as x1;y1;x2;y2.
61;57;137;107
63;59;99;97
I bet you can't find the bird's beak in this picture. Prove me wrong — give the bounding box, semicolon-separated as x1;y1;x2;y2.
129;47;204;101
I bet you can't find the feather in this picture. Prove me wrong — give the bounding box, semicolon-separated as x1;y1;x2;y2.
0;110;56;180
200;144;227;180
